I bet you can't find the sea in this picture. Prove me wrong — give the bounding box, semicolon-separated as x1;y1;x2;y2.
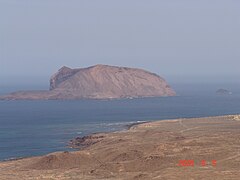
1;83;240;161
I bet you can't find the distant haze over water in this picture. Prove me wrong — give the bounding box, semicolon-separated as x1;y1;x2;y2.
1;0;240;85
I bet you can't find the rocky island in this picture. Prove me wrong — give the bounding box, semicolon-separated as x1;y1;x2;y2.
0;65;176;100
216;89;232;95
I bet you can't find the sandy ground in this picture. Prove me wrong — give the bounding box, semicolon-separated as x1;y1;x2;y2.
0;115;240;180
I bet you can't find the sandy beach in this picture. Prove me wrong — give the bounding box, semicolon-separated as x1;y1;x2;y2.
0;115;240;180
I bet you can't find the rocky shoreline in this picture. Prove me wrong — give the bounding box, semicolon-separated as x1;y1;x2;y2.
69;134;106;149
68;121;148;149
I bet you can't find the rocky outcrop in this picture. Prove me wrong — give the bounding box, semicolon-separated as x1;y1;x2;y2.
0;65;176;100
50;66;79;90
216;89;232;95
69;134;105;148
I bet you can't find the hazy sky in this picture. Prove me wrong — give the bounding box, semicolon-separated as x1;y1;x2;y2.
1;0;240;87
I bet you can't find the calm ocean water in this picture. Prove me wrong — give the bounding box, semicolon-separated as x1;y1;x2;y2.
1;84;240;160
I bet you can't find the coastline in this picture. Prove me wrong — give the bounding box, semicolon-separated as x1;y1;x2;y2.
0;115;240;179
124;120;149;130
68;120;149;149
0;120;149;162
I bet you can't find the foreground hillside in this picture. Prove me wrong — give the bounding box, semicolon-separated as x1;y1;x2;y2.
0;65;175;100
0;115;239;179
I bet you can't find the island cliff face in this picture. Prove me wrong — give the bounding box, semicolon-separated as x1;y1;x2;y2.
0;65;176;100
